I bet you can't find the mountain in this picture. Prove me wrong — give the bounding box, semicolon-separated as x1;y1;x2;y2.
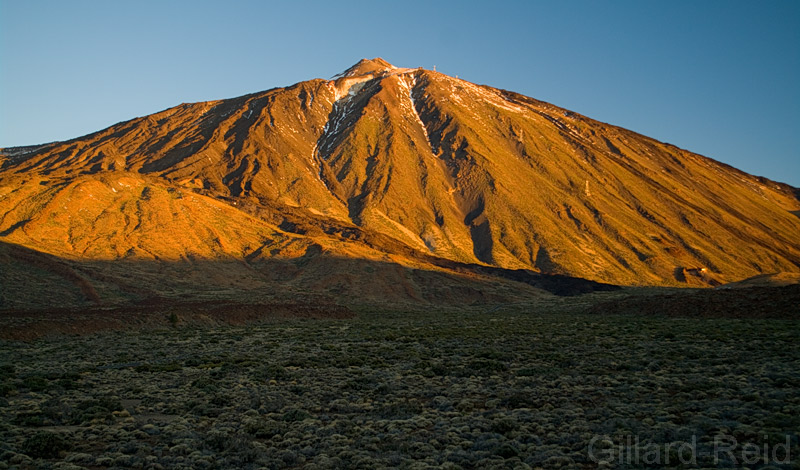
2;58;799;308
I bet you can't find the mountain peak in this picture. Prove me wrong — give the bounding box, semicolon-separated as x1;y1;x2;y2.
335;57;396;78
2;58;799;296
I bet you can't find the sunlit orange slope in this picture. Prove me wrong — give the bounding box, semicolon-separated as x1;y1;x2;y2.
2;58;799;300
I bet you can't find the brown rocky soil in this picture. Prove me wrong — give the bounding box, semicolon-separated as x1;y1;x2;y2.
589;284;800;319
0;300;354;341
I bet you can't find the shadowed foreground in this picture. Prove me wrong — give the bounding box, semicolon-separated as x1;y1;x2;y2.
1;308;798;469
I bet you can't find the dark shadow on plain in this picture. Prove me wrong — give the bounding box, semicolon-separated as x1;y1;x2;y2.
0;240;618;312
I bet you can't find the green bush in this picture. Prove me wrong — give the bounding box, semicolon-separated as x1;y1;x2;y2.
71;397;122;424
282;408;311;422
21;375;50;392
0;364;15;379
21;432;68;458
135;362;182;372
490;417;518;435
495;442;520;459
252;364;292;381
244;419;284;438
55;372;81;390
0;382;15;397
13;411;46;427
191;376;219;393
464;359;508;376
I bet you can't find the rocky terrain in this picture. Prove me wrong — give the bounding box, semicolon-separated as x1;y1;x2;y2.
1;306;798;469
1;57;799;470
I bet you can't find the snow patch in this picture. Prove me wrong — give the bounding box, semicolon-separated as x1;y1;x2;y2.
332;76;372;101
317;80;372;158
399;75;434;154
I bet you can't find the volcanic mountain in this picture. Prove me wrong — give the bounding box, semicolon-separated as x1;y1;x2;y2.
2;58;799;308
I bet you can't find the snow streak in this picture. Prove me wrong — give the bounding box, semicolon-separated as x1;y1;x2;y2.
399;75;435;156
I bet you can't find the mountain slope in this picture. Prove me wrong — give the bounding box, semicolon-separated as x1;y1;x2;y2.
2;58;799;297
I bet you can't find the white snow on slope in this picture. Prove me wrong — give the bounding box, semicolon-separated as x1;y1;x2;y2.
398;75;434;154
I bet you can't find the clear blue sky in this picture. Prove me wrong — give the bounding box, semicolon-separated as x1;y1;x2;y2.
2;0;798;186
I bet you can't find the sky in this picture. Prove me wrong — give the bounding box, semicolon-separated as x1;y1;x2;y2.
1;0;798;186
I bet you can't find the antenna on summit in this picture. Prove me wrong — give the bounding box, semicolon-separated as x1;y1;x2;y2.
433;65;436;72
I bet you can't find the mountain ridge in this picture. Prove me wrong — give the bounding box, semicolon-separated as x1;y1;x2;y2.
2;58;799;307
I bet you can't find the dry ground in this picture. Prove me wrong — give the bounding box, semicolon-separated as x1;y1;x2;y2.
1;295;798;469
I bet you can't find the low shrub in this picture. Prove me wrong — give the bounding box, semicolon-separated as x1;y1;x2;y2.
21;432;69;458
